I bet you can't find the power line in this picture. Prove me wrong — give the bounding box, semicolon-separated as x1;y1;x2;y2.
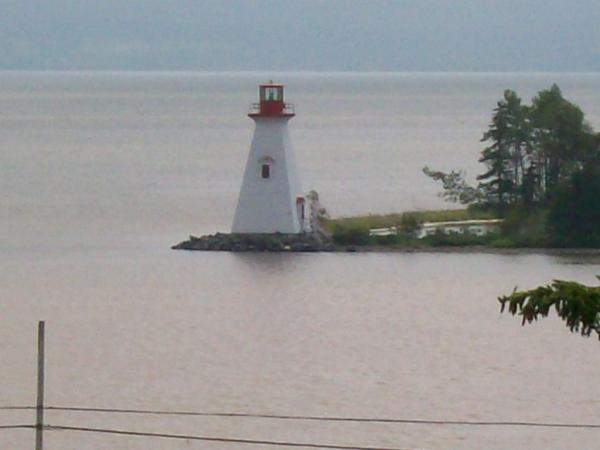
0;425;35;430
45;424;421;450
6;405;598;430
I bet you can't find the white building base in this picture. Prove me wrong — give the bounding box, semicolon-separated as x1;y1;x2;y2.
232;117;303;234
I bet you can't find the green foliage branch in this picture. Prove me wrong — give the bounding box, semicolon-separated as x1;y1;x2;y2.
499;278;600;339
422;166;483;205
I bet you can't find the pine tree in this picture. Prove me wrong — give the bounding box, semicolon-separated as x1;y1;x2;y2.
529;84;589;202
478;90;528;210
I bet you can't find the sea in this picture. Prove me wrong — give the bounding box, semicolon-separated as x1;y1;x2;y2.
1;71;600;450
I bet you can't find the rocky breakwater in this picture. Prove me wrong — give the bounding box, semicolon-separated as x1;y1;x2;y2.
172;232;335;252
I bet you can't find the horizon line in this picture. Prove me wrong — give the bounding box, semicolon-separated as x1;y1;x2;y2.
1;69;600;76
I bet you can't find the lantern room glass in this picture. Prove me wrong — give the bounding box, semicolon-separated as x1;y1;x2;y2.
261;86;282;102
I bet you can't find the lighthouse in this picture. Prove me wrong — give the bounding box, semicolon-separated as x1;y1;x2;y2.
232;82;306;234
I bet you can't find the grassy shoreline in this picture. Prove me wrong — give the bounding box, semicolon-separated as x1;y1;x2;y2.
322;208;559;249
324;208;496;231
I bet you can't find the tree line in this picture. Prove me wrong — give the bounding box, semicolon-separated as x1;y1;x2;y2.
424;84;600;247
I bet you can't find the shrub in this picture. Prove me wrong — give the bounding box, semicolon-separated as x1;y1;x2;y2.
398;213;421;238
331;226;371;246
548;167;600;247
372;234;402;246
421;231;496;247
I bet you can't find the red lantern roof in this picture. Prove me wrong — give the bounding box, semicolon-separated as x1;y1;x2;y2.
248;81;295;118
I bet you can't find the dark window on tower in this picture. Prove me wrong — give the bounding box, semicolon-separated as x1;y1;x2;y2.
261;164;270;179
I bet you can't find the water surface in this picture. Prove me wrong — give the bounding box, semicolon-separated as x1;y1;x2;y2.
1;72;600;450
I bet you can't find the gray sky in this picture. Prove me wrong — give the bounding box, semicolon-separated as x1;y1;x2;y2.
2;0;599;71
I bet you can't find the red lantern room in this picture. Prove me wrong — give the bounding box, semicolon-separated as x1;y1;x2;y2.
248;81;295;118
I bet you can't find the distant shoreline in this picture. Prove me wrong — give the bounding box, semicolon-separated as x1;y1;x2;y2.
322;209;600;253
341;245;600;256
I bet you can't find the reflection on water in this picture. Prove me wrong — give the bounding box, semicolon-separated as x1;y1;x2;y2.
553;254;600;266
2;72;600;450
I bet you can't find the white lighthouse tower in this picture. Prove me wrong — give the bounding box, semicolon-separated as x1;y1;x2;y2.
232;82;306;234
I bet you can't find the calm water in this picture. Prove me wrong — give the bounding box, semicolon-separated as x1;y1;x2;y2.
1;72;600;450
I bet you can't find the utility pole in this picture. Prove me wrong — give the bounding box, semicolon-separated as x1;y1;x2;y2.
35;321;45;450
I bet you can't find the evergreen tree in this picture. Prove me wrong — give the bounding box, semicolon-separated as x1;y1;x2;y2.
424;83;599;248
547;165;600;247
477;90;529;210
519;164;538;206
529;84;589;201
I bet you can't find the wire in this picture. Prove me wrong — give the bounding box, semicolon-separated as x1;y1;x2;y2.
45;424;421;450
0;425;35;430
33;406;600;429
0;406;34;410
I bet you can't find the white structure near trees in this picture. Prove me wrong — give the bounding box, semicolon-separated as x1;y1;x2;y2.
417;219;502;238
232;82;306;234
369;219;503;238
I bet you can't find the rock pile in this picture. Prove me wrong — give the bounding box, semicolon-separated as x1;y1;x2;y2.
172;233;335;252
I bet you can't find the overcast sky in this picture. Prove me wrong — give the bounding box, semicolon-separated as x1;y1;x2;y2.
1;0;599;71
